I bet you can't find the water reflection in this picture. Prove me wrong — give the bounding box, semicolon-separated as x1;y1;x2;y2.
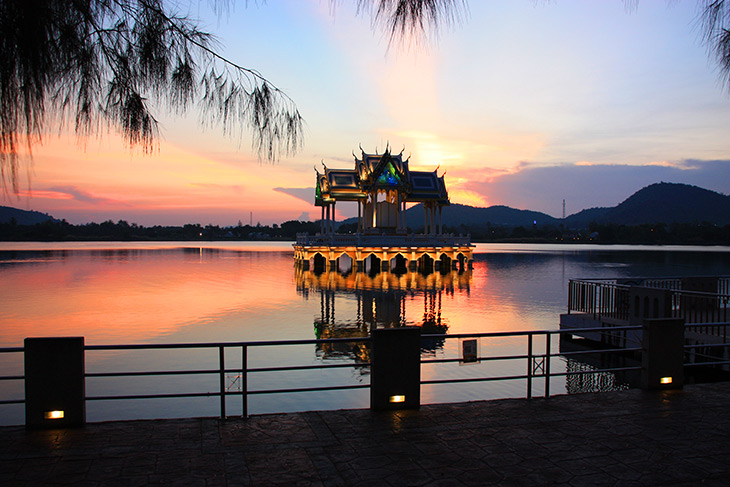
295;266;473;359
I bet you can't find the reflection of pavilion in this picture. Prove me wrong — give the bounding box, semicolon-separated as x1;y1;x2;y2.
295;266;473;361
293;146;473;273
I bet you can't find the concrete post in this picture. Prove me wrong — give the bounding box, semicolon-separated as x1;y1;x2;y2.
641;318;684;390
25;337;86;429
370;327;421;410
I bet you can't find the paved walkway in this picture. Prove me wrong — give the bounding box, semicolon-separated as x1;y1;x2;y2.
2;382;730;486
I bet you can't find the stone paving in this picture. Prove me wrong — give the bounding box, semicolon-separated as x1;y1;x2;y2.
3;382;730;486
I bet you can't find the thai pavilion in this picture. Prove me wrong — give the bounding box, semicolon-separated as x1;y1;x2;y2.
293;146;473;273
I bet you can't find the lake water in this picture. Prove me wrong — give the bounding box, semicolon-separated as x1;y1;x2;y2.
2;241;730;425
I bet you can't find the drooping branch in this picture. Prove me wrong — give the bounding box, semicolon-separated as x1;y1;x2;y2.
0;0;305;194
699;0;730;92
356;0;468;45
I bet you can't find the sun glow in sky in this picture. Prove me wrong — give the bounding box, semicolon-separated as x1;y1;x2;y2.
4;0;729;225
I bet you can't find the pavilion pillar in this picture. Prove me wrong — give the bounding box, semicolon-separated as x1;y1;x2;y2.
320;206;325;234
424;205;428;234
358;200;362;233
331;202;336;234
439;206;443;235
325;205;330;235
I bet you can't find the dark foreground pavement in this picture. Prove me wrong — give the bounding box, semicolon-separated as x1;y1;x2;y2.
2;382;730;486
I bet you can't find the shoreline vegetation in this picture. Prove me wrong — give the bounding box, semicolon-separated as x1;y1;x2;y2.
1;218;729;246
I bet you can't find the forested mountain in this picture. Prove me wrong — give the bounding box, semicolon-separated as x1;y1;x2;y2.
583;183;730;226
0;206;57;225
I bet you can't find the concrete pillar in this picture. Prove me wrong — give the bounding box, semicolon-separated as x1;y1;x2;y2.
356;260;365;271
641;318;685;390
371;327;421;410
25;337;86;429
329;260;337;271
409;260;418;271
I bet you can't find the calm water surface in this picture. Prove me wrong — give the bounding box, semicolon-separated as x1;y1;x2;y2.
2;241;730;424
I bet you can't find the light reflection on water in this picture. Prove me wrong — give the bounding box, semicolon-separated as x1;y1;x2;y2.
1;242;730;424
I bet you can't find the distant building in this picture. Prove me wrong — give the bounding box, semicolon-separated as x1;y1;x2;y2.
314;146;450;235
294;146;473;274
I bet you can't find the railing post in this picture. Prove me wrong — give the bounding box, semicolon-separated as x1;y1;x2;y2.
25;337;86;429
527;333;533;399
370;327;421;410
219;345;226;419
241;345;248;418
545;333;551;398
641;318;684;390
567;281;573;314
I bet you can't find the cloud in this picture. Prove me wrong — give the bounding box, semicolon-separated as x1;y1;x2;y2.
45;186;129;206
459;159;730;217
273;187;315;204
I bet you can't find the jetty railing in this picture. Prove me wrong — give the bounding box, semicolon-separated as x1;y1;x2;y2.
6;322;730;426
685;322;730;368
568;277;730;324
1;326;646;425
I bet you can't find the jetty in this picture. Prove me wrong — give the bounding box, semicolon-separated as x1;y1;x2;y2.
293;146;473;273
561;276;730;366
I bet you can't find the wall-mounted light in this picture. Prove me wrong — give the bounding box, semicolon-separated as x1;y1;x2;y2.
389;395;406;403
660;377;673;385
44;410;65;420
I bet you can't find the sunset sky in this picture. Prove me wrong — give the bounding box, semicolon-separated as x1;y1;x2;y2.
4;0;730;226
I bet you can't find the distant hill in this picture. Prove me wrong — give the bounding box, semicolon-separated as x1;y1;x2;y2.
564;207;611;228
339;203;558;230
403;203;558;229
568;183;730;226
337;183;730;231
0;206;57;225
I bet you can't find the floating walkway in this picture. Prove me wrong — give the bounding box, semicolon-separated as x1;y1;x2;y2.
293;233;473;272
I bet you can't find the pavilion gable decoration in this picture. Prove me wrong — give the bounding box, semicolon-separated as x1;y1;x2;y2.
314;145;450;236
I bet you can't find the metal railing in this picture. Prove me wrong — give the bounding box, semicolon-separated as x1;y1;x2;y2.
568;279;631;321
685;322;730;369
421;326;643;399
6;323;730;422
0;346;24;406
0;326;647;421
568;278;730;325
84;337;371;419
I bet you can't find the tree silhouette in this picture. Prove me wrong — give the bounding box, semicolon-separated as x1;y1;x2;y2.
699;0;730;92
0;0;466;194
